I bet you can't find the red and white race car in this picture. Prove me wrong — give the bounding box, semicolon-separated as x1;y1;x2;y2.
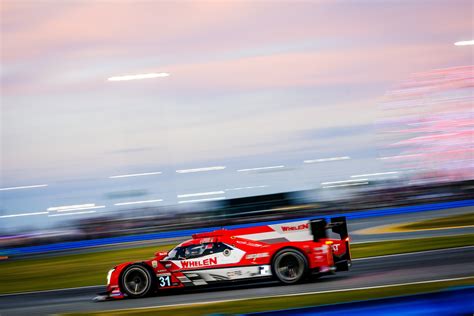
98;217;351;300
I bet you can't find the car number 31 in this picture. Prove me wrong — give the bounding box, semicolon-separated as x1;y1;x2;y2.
158;275;171;287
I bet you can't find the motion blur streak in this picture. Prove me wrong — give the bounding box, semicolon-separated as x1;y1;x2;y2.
351;172;399;178
47;204;96;211
321;179;369;185
225;185;268;191
0;184;48;191
114;199;163;206
237;165;285;172
53;205;105;212
322;182;369;189
176;166;226;173
178;197;226;203
177;191;225;198
48;210;98;217
107;72;170;81
0;212;49;219
454;40;474;46
379;65;473;184
303;157;351;163
108;171;162;178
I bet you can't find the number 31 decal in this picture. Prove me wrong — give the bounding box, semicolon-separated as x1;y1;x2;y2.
158;275;171;287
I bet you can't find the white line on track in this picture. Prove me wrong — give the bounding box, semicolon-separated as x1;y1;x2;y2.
89;276;474;313
352;245;474;261
351;235;473;244
0;285;104;297
1;246;471;297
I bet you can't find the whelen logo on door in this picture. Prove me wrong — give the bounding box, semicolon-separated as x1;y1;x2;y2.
281;223;309;232
181;257;217;268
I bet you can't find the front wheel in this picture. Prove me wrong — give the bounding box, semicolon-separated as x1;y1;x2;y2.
272;249;308;284
120;264;155;298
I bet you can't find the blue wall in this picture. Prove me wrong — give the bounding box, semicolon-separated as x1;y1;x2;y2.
2;199;473;256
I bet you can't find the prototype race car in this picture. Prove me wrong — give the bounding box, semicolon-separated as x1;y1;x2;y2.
98;217;351;300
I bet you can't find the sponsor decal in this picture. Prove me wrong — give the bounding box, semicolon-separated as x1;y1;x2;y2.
313;246;327;252
236;240;264;247
223;249;231;257
152;260;158;268
226;270;243;277
182;257;218;268
259;265;271;275
280;223;309;232
332;244;340;252
245;252;270;260
172;248;246;268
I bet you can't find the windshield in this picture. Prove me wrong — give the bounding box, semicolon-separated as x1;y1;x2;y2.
165;243;210;260
165;243;230;260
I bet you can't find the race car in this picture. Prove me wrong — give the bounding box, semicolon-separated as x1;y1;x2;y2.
97;216;351;300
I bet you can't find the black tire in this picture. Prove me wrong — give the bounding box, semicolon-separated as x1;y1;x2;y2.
120;264;155;298
271;249;308;284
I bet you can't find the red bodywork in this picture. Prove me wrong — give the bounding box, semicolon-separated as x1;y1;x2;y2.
103;217;351;299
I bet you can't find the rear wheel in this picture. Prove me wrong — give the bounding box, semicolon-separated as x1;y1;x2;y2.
272;249;308;284
120;264;155;298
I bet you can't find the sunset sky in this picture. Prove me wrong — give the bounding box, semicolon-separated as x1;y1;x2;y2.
1;1;472;228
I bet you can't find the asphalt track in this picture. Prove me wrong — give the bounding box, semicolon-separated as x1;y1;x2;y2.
1;246;473;315
349;205;474;242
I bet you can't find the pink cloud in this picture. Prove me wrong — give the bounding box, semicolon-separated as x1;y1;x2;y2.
2;1;471;63
1;1;472;96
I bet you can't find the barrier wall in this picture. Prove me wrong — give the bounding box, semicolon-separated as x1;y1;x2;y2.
2;199;473;256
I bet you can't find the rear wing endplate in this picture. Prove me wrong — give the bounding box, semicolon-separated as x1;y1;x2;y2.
309;216;348;242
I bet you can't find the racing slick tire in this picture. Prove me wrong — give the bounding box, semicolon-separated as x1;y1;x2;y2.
120;264;156;298
272;248;308;284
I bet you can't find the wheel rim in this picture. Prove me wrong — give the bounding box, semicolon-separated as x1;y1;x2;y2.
275;253;304;282
123;267;149;295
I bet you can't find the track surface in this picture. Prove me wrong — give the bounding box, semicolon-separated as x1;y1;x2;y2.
349;206;473;242
1;247;473;315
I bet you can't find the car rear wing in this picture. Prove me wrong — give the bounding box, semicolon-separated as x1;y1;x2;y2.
310;216;348;242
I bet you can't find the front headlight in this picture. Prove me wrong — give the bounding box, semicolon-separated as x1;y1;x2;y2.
106;268;115;285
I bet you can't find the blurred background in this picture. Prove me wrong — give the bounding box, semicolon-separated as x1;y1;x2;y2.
0;1;473;315
1;0;472;248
